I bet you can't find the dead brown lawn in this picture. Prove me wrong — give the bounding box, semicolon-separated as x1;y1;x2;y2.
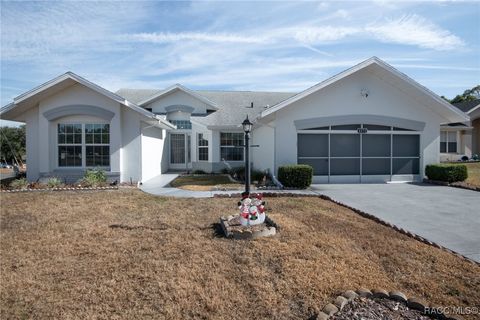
465;162;480;187
0;190;478;320
170;174;244;191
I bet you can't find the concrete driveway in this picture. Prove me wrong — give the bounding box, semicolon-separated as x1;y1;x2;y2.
311;183;480;262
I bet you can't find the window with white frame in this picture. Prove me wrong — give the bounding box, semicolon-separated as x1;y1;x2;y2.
58;124;82;167
85;124;110;166
197;133;208;161
57;123;110;167
440;131;457;153
220;132;244;161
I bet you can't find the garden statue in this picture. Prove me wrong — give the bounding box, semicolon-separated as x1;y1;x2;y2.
238;192;266;226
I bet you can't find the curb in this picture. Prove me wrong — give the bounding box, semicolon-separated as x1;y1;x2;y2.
317;288;462;320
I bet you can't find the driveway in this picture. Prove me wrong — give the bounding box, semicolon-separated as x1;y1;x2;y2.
311;183;480;262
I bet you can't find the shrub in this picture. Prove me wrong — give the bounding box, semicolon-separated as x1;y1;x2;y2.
251;169;265;182
81;169;107;187
220;168;230;174
278;164;313;189
425;164;468;183
47;177;63;188
193;169;207;175
9;178;29;189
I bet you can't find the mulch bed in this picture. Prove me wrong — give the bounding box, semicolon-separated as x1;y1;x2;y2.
331;297;432;320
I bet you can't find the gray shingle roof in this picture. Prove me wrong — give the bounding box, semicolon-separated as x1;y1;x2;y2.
115;88;296;126
452;99;480;113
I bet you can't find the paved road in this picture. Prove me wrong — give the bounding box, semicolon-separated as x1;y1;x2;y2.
311;183;480;262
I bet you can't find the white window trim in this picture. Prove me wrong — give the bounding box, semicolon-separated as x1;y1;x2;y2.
220;132;244;162
56;122;111;170
440;130;458;154
197;133;209;162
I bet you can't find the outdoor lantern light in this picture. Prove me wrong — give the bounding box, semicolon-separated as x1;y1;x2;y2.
242;115;253;195
242;115;253;133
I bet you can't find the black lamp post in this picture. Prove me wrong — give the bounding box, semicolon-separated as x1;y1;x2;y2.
242;115;253;195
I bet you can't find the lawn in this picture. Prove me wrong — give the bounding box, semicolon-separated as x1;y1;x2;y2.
1;190;479;319
169;174;244;191
465;162;480;186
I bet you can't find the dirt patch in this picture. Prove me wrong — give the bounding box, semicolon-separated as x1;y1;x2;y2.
1;190;479;319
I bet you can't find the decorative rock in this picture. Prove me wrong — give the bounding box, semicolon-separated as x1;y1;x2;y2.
342;290;358;301
322;303;339;316
407;297;427;312
334;296;348;311
357;287;372;298
316;311;330;320
389;291;407;303
372;288;389;299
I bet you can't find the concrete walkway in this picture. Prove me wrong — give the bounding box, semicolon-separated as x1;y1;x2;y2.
311;183;480;262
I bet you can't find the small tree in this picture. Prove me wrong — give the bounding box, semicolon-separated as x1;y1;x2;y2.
0;125;26;165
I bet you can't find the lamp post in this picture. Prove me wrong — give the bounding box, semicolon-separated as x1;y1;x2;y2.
242;115;253;195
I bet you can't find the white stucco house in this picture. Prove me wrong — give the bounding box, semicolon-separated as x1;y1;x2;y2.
0;57;471;184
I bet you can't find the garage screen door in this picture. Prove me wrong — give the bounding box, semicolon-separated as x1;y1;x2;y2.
298;130;419;177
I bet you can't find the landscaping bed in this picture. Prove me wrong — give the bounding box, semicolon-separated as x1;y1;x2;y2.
1;190;478;319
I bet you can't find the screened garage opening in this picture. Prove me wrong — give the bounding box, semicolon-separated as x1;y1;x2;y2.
297;124;420;183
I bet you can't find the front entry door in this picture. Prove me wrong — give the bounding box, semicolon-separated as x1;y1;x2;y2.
170;133;191;170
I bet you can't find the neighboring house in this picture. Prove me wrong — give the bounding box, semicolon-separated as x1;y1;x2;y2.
0;57;469;184
440;99;480;162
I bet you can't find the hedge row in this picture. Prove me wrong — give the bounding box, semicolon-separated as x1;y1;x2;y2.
278;164;313;189
425;164;468;183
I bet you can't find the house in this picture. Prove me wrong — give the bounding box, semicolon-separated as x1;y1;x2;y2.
0;57;470;184
440;99;480;162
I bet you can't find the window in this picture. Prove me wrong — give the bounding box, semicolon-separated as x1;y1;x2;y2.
220;132;244;161
198;133;209;161
440;131;457;153
57;123;110;168
85;124;110;167
169;120;192;129
58;124;82;167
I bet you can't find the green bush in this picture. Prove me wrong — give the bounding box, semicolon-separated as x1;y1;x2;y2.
192;169;207;175
81;169;107;187
46;177;63;188
425;164;468;183
278;164;313;189
9;178;29;189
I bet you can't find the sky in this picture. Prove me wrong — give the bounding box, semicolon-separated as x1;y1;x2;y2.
1;0;479;126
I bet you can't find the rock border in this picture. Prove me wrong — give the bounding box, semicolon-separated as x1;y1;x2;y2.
316;288;462;320
423;178;480;192
0;186;122;193
220;214;278;240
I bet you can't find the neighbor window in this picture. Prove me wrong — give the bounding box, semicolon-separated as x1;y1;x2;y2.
58;123;110;167
220;132;244;161
440;131;457;153
198;133;209;161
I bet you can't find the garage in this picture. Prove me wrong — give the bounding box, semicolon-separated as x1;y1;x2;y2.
297;124;420;183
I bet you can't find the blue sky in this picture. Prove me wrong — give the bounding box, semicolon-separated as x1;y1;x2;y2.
1;1;479;126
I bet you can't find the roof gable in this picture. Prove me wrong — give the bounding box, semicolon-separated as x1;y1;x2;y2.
260;57;469;123
137;84;219;110
1;72;175;129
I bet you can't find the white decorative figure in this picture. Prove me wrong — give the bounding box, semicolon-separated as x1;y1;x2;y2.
239;193;266;226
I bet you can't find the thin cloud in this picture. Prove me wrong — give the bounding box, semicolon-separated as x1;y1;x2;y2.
123;32;267;44
366;14;465;50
